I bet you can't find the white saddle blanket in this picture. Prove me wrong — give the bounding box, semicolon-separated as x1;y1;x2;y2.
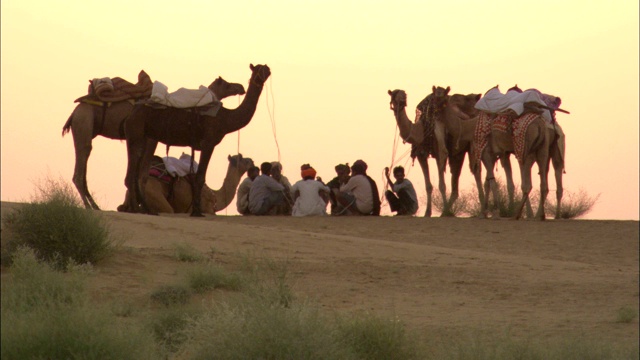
475;87;552;123
162;153;199;177
150;81;217;108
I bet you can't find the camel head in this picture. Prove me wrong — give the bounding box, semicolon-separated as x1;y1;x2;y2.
228;154;255;175
249;64;271;87
449;93;482;118
208;77;246;100
431;86;451;108
387;89;407;110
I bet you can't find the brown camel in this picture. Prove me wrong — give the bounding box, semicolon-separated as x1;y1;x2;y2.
135;154;254;214
387;87;482;216
62;76;246;209
475;111;550;220
123;64;271;217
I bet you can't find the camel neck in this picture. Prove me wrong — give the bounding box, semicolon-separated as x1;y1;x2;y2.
217;79;265;133
213;166;243;211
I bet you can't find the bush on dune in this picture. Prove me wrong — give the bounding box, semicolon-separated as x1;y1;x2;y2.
1;176;115;269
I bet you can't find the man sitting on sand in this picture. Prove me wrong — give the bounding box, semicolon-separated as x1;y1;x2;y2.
248;162;286;215
236;165;260;215
384;166;418;216
291;164;331;217
335;160;381;216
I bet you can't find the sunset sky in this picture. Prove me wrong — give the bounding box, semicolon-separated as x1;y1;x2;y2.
2;0;638;220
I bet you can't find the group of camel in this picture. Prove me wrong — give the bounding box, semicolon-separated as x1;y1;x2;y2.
63;64;270;216
388;85;566;220
62;62;564;220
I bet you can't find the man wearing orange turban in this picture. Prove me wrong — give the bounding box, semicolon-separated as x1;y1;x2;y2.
290;164;330;216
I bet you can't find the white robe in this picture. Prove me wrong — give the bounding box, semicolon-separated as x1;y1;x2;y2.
291;179;330;217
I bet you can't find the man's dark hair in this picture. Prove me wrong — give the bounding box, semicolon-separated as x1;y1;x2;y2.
248;166;260;174
335;163;350;173
393;166;405;175
260;162;272;174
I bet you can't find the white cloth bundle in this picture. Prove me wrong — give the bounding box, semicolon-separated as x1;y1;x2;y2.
162;153;199;177
475;87;552;123
150;81;217;108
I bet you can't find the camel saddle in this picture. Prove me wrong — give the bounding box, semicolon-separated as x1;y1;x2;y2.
148;156;198;200
74;70;153;104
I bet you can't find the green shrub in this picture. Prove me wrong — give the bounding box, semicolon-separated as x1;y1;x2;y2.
2;177;115;269
173;242;206;262
186;262;243;293
337;312;421;360
179;301;352;360
545;189;600;219
149;307;199;353
150;284;191;307
615;306;638;324
1;248;159;359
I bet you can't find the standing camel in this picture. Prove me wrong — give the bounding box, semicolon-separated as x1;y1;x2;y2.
387;87;482;216
136;154;254;214
62;76;246;209
123;64;271;217
474;110;550;220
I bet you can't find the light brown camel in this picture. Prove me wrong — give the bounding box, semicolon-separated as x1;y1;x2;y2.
475;111;550;220
136;154;254;214
387;87;482;216
123;64;270;217
522;122;565;219
62;77;246;209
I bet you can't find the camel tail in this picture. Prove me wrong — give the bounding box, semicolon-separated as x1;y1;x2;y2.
62;115;72;137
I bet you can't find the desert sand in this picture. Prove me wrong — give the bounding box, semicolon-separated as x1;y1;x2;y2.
1;201;638;346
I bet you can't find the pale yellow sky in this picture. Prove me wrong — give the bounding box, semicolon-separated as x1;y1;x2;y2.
2;0;638;219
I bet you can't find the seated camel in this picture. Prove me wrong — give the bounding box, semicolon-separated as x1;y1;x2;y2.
118;154;254;214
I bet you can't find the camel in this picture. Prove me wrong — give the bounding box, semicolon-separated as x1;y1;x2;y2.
123;64;271;217
62;76;246;209
387;87;483;216
138;154;254;214
475;110;550;220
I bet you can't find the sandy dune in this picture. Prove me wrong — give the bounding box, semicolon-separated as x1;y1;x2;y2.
1;201;638;346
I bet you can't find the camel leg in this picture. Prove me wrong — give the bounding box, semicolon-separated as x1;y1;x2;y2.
436;157;449;217
499;155;516;215
472;163;485;214
191;144;216;217
534;147;550;221
514;157;534;220
551;151;564;219
136;139;158;215
416;156;432;217
124;112;147;213
446;152;465;216
70;112;100;210
479;150;498;219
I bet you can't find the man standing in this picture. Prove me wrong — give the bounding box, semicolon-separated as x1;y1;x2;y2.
236;165;260;215
384;166;418;216
248;162;286;215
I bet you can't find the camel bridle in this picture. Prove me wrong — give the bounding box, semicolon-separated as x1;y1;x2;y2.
251;66;269;87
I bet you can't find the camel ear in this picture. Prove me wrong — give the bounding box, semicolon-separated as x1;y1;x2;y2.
228;155;231;161
432;86;436;93
250;64;255;70
445;86;451;94
388;90;393;95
